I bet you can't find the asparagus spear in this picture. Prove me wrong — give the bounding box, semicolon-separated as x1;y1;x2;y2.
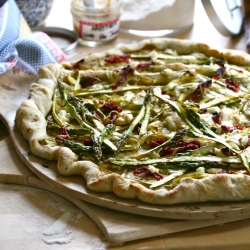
99;124;116;144
115;101;146;152
58;81;86;127
56;138;92;155
82;105;105;131
52;92;63;127
139;89;152;136
105;155;238;168
92;131;102;162
68;95;83;113
75;85;149;97
199;95;243;109
131;53;211;65
47;120;89;136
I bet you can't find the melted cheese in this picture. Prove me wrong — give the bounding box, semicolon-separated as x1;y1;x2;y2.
148;165;159;174
132;90;146;105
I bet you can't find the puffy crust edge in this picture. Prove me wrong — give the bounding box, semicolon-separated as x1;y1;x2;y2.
63;38;250;67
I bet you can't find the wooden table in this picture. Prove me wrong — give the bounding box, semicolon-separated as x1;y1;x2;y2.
1;0;250;249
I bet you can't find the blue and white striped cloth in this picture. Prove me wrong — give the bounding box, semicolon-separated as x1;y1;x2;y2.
0;0;66;75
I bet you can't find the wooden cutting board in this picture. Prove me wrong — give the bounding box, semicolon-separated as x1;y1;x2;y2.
3;135;250;245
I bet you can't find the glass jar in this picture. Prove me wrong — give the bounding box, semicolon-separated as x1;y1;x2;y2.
71;0;121;47
120;0;195;37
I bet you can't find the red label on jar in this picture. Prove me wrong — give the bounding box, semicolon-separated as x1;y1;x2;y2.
79;18;120;41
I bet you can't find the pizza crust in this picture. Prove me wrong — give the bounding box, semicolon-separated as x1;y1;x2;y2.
70;38;250;67
16;62;62;160
119;38;250;66
15;38;250;205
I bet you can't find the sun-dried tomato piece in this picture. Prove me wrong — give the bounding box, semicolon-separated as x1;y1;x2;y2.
102;110;120;125
160;148;174;156
136;61;155;70
221;125;233;132
153;172;164;180
108;113;118;124
213;65;226;80
134;167;148;175
135;122;141;132
115;66;135;86
218;169;247;175
111;65;135;89
221;147;235;156
65;59;84;70
191;79;212;102
92;110;101;120
160;139;200;156
83;138;93;146
224;77;240;92
104;54;131;64
212;112;222;124
229;68;243;73
60;125;68;135
55;125;70;140
149;138;165;149
80;76;97;88
199;109;207;114
111;84;119;90
55;134;69;140
133;166;163;180
169;95;177;101
221;125;243;132
102;101;122;112
177;143;199;153
176;139;201;148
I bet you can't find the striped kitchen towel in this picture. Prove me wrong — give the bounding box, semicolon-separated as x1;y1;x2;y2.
0;0;66;75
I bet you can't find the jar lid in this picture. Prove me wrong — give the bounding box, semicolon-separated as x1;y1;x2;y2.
32;27;78;54
201;0;243;36
71;0;121;16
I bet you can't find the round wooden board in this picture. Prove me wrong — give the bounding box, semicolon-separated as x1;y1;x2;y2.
3;69;250;220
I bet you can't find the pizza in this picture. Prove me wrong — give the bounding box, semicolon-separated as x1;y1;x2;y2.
15;38;250;205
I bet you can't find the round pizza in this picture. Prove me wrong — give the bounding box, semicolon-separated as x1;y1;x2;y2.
15;38;250;205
